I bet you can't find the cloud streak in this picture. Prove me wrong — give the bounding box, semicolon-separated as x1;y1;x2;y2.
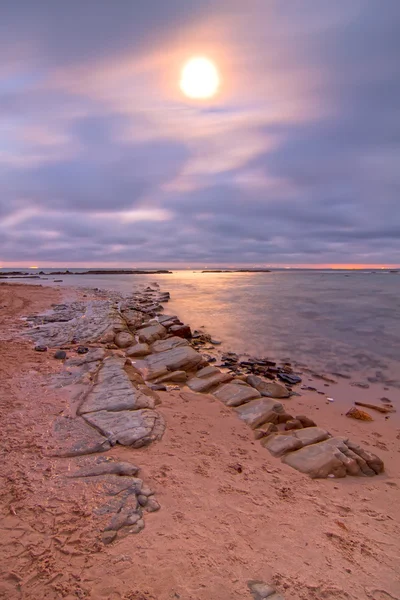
1;0;399;266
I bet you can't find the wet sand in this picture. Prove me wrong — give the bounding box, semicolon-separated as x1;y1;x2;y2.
0;283;399;600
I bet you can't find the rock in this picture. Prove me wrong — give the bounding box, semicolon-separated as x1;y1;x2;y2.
102;530;117;545
213;382;261;406
282;436;383;478
246;375;290;398
285;419;303;430
278;372;302;385
100;329;116;343
115;331;135;349
296;415;317;428
83;408;165;447
68;461;140;478
248;580;284;599
151;336;188;353
34;345;47;352
137;323;167;344
51;416;111;457
254;423;278;439
149;383;167;391
346;407;373;421
196;366;221;378
351;382;370;389
354;401;394;414
137;494;148;507
262;427;330;457
168;324;192;339
234;398;285;428
276;413;294;424
152;370;188;384
261;433;303;457
126;343;151;357
77;346;89;354
187;372;233;393
145;498;161;512
210;339;222;345
134;345;203;375
78;358;154;414
54;349;67;360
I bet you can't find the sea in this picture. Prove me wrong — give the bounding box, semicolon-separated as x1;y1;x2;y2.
2;269;400;385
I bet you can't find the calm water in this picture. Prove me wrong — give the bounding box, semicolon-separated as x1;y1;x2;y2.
3;269;400;382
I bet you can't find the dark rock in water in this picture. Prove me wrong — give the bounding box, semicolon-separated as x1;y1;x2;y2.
35;345;48;352
54;350;67;360
278;372;302;385
77;346;89;354
168;324;192;339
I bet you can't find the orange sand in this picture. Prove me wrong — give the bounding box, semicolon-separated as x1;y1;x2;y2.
0;284;399;600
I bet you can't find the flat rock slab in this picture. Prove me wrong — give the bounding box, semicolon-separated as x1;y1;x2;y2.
137;323;167;344
126;343;151;357
151;336;188;353
26;300;126;346
282;436;384;478
213;382;261;406
247;375;290;398
261;427;329;457
79;357;154;414
83;408;166;448
234;398;285;429
134;345;203;377
187;372;233;393
51;416;111;457
196;366;221;378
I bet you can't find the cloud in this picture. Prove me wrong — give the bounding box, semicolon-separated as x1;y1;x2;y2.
0;1;399;265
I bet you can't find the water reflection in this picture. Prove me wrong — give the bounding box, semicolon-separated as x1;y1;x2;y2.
5;269;400;382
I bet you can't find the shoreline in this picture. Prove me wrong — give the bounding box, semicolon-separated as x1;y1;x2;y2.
0;282;399;600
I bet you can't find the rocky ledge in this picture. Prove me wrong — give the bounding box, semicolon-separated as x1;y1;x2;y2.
24;284;384;541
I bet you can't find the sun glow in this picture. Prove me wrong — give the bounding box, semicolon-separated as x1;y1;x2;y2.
180;57;220;99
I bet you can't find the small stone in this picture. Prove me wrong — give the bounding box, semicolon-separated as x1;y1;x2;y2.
346;407;373;421
126;343;151;357
296;415;317;428
248;580;279;599
149;383;167;391
77;346;89;354
285;419;303;431
137;494;148;507
278;372;302;385
35;345;47;352
102;530;117;545
54;350;67;360
254;423;278;439
145;498;161;512
129;518;145;534
115;331;135;349
210;339;222;345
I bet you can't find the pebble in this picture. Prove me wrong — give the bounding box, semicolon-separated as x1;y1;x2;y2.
54;350;67;360
77;346;89;354
34;345;48;352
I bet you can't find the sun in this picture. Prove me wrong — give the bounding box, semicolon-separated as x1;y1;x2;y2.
180;57;220;99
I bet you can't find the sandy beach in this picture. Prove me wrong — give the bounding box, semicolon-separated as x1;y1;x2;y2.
0;283;399;600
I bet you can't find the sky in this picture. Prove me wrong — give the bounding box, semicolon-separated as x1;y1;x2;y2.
1;0;400;267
